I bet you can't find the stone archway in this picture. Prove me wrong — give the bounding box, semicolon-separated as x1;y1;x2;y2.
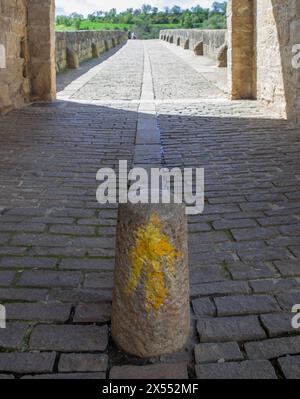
27;0;56;101
228;0;300;121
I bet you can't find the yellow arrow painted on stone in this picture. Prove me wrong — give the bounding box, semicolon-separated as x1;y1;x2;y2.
124;213;182;312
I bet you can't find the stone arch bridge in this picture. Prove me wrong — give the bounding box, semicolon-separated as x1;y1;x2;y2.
0;0;299;380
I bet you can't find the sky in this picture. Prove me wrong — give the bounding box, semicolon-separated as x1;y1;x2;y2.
56;1;217;16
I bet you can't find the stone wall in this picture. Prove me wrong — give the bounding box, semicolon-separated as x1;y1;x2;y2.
257;0;300;121
56;30;128;72
227;0;255;100
0;0;56;114
160;29;227;62
228;0;300;122
0;0;29;113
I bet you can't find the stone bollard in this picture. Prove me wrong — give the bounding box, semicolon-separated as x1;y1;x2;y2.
92;43;100;58
111;202;190;358
66;48;79;69
194;41;204;56
217;44;228;68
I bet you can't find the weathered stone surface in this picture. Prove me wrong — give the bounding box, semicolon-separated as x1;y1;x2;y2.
226;262;276;280
197;316;266;342
195;360;277;379
249;279;299;294
191;281;250;297
0;288;47;302
18;270;81;288
245;336;300;360
30;325;108;352
275;260;300;277
192;298;216;317
0;323;29;349
5;303;71;322
0;271;15;286
195;342;243;364
276;293;300;310
278;356;300;379
217;44;227;67
73;303;111;323
0;352;56;374
214;295;280;316
112;203;190;357
66;48;79;69
260;313;299;337
110;363;188;379
59;354;108;373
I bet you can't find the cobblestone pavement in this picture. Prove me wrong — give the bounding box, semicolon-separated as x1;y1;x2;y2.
0;40;299;379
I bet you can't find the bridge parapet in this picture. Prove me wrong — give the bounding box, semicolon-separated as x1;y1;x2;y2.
160;29;227;64
56;30;128;72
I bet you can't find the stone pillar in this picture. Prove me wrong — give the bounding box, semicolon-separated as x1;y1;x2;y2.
27;0;56;101
228;0;256;99
112;203;190;358
194;41;204;56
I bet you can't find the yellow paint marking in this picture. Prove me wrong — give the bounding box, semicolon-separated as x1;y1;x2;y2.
124;213;182;312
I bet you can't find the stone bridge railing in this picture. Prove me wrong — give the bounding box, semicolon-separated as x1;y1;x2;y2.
56;30;128;72
160;29;227;67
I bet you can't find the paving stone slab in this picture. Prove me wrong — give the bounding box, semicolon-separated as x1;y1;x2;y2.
249;279;299;294
190;281;250;297
18;270;81;288
276;293;300;311
0;323;29;349
189;265;226;284
226;262;276;280
195;360;277;379
84;272;113;289
245;336;300;360
197;316;266;342
5;303;71;322
0;288;47;302
73;303;112;323
59;354;108;373
110;363;188;379
0;257;56;269
278;355;300;379
49;288;112;303
60;258;114;271
0;271;15;286
0;352;56;374
30;325;108;352
215;295;280;316
192;298;216;317
274;260;300;277
195;342;243;364
231;227;279;242
260;313;300;337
